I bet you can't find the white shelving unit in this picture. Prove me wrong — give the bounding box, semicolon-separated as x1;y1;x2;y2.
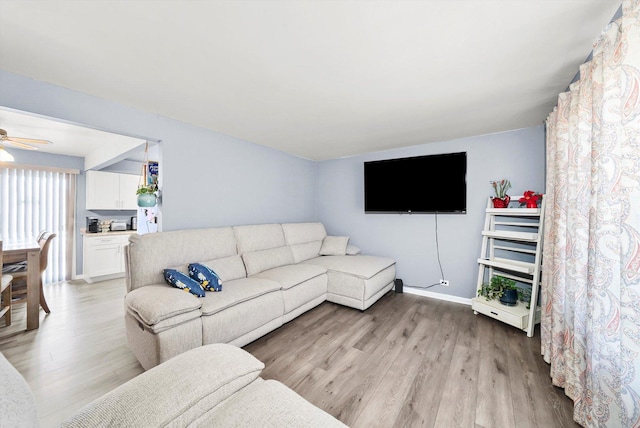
472;196;545;337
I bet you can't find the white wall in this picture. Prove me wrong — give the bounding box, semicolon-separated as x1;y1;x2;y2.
317;125;545;299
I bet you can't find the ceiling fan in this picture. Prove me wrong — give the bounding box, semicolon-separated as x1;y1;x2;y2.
0;128;52;150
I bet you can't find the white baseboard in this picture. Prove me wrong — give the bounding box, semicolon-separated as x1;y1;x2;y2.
403;286;472;306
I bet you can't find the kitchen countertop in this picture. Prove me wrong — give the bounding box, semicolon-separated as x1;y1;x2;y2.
80;228;138;237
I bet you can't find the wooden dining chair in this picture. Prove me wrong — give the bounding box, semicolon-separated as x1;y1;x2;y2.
0;241;13;326
9;232;56;314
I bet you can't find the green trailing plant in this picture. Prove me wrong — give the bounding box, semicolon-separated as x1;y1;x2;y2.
136;184;157;195
479;275;516;300
479;275;532;308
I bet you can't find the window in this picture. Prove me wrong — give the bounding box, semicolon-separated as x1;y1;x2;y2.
0;164;77;284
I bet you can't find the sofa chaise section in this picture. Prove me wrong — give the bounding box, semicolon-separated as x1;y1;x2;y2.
282;222;396;310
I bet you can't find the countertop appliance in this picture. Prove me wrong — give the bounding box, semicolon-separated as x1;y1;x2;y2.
86;217;99;233
110;221;127;231
131;216;137;230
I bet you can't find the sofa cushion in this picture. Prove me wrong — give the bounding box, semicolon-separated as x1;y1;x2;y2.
188;263;223;292
234;224;286;254
253;263;327;290
127;227;238;292
125;284;203;326
319;236;350;256
346;244;361;255
198;378;347;427
303;255;396;280
282;222;327;263
282;222;327;245
163;269;205;297
0;352;39;428
288;240;322;263
200;278;281;316
242;246;295;277
199;255;246;282
59;344;265;428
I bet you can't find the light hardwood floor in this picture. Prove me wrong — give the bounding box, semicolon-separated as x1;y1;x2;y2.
0;279;578;428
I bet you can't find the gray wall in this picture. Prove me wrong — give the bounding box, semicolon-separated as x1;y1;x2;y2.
1;71;318;229
1;70;318;276
2;70;545;299
317;125;545;299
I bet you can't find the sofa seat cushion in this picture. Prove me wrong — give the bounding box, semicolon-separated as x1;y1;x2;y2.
303;255;396;280
252;264;327;290
60;344;265;428
125;284;203;326
200;278;282;317
198;378;347;427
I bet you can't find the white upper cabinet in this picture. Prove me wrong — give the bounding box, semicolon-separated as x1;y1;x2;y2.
86;170;140;210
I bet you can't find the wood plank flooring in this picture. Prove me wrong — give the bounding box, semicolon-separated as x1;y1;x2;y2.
0;279;578;427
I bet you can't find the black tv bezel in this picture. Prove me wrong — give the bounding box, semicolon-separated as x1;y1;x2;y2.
364;152;467;214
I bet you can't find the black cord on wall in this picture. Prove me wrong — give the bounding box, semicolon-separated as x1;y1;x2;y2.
406;212;446;290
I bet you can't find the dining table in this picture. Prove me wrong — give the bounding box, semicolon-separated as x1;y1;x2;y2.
2;240;41;330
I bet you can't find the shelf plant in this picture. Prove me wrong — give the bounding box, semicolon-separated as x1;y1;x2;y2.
489;179;511;208
478;275;528;307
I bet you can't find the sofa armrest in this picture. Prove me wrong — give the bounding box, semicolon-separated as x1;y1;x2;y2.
60;344;265;428
0;353;39;428
125;284;202;326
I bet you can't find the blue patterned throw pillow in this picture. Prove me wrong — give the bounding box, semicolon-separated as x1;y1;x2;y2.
188;263;223;292
163;269;205;297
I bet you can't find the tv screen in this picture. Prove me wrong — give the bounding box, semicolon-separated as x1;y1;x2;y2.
364;152;467;213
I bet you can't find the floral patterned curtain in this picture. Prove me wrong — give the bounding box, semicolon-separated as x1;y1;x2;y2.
542;1;640;427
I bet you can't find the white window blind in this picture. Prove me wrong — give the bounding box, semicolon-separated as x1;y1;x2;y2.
0;165;77;284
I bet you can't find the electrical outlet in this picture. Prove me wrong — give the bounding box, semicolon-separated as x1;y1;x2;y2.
440;279;449;286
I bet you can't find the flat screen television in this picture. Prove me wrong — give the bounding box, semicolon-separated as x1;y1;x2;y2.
364;152;467;213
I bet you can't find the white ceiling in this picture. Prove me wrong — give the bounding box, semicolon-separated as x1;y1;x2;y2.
0;1;621;161
0;107;150;170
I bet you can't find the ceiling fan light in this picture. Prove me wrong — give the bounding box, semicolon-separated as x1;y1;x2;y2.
0;146;15;162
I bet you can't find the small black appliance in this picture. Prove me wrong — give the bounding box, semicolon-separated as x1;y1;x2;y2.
394;278;403;293
86;217;99;233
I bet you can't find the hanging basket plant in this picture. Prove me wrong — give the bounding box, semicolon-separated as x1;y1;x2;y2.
137;142;158;207
136;185;157;207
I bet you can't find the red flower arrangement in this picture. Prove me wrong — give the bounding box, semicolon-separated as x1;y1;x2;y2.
519;191;541;208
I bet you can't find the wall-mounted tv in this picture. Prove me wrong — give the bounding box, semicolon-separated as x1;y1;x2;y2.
364;152;467;213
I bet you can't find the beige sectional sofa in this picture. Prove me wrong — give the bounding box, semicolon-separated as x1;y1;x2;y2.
1;344;347;427
124;222;396;370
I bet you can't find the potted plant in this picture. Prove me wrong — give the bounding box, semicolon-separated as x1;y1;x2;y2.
519;190;542;208
136;142;158;207
490;179;511;208
479;275;519;306
136;184;157;207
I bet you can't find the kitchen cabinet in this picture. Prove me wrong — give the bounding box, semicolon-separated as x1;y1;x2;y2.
83;232;133;282
86;170;140;210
